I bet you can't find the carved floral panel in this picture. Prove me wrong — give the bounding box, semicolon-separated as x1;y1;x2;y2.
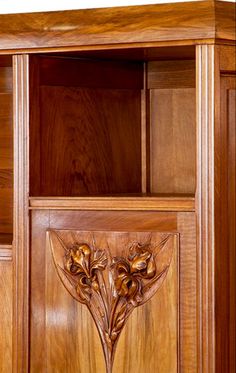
48;230;177;373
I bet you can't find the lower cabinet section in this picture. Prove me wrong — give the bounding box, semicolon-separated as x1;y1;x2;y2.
30;210;197;372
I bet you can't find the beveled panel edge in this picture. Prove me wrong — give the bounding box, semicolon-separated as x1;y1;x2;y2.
29;196;195;212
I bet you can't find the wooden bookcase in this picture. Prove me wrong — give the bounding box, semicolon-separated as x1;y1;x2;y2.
0;2;235;372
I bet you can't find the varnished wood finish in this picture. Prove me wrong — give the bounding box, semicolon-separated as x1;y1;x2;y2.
30;56;142;196
0;63;13;243
150;88;196;194
12;55;30;373
148;60;195;89
29;196;195;211
214;70;236;373
0;1;234;54
30;209;197;372
196;45;215;373
0;2;233;372
0;261;13;373
49;230;177;373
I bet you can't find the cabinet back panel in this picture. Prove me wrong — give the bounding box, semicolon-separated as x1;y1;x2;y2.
147;60;196;195
150;88;196;194
33;86;141;196
0;68;13;240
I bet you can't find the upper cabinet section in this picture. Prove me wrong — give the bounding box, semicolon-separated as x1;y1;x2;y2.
29;46;196;197
0;1;235;53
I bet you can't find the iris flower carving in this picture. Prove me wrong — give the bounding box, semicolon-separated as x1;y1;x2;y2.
49;230;174;373
111;243;156;305
64;243;108;303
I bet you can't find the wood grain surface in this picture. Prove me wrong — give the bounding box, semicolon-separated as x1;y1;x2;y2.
0;71;13;242
0;1;223;53
29;196;195;211
150;88;196;194
29;209;197;372
36;86;141;196
215;74;236;373
0;261;13;373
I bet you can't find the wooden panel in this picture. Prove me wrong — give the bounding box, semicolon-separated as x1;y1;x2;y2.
215;1;236;41
219;45;236;72
0;93;13;169
178;212;197;371
30;211;106;373
0;189;13;234
30;210;186;372
148;60;195;89
215;75;236;373
49;210;177;232
0;67;12;91
0;92;13;237
0;261;13;373
48;230;177;372
113;234;178;373
228;89;236;373
31;86;141;196
38;56;143;89
150;88;196;194
0;2;217;52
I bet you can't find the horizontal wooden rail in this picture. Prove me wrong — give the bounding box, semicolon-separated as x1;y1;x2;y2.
29;196;195;212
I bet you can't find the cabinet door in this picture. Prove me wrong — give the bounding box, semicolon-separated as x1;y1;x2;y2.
30;210;197;372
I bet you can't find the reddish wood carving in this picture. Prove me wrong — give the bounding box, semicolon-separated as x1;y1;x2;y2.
49;230;175;373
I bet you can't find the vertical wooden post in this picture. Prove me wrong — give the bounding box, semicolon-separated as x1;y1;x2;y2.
12;55;30;373
196;44;215;373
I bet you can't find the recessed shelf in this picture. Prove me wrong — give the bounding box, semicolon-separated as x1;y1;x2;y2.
29;50;196;199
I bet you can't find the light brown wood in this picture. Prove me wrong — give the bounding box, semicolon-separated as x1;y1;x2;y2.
0;3;233;372
148;60;195;89
178;213;197;371
196;44;215;373
150;88;196;194
30;209;197;372
29;196;195;211
0;77;13;242
228;88;236;373
0;1;225;53
219;45;236;72
12;55;30;373
49;229;177;373
0;261;13;373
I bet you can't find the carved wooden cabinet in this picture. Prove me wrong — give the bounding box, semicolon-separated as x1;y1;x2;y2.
0;1;235;372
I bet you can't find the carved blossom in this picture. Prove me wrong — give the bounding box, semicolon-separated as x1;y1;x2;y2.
64;243;107;303
111;242;156;305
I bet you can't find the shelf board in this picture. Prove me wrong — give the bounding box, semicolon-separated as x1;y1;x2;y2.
29;195;195;212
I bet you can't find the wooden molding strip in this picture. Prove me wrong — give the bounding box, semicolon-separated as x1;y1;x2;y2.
29;196;195;212
0;246;12;261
